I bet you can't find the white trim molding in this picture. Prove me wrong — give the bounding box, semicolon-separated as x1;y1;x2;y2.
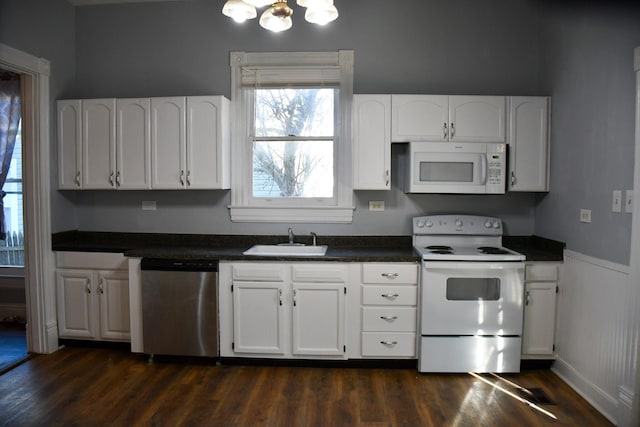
629;45;640;427
228;50;354;223
0;43;57;354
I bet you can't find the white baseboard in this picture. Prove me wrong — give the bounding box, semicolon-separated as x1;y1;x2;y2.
552;357;617;424
618;386;634;427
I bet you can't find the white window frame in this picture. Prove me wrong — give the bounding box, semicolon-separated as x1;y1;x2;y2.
229;50;354;223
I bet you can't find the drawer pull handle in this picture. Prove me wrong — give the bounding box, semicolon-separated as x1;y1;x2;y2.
381;273;399;279
380;341;398;346
380;316;398;321
381;293;399;299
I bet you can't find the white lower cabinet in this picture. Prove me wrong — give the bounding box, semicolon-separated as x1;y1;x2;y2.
56;252;130;342
221;262;347;359
359;263;418;358
522;262;559;358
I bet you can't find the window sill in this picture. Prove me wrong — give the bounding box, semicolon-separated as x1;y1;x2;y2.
229;205;354;223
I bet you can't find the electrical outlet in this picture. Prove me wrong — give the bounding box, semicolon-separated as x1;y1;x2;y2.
612;190;622;213
625;190;633;213
580;209;591;223
142;201;156;211
369;201;385;211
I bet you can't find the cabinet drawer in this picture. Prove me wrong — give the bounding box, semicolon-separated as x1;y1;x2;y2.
362;307;416;332
362;285;417;306
56;251;127;270
362;332;416;357
292;264;347;283
525;263;558;281
232;263;285;282
362;263;418;284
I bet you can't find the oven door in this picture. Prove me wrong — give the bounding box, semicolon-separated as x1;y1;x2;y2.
420;261;524;336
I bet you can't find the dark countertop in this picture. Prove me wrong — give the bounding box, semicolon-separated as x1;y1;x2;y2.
51;230;565;262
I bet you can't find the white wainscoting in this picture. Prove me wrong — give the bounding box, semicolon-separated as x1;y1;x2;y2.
553;250;635;425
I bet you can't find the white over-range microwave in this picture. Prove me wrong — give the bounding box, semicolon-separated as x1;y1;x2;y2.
405;141;507;194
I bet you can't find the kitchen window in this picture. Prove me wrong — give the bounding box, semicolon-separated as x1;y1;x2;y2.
229;51;354;223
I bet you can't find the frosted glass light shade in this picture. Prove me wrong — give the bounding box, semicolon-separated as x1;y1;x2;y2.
259;9;293;32
244;0;274;7
296;0;333;7
305;4;338;25
222;0;257;23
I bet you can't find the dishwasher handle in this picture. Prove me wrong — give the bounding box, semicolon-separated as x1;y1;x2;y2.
140;258;218;272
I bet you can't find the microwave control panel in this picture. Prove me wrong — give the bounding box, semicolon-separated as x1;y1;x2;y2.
486;152;506;193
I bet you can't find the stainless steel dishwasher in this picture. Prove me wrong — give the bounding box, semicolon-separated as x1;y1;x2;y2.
141;258;218;358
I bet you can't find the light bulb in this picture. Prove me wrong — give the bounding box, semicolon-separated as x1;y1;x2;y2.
222;0;257;23
296;0;333;7
305;4;338;25
259;2;294;32
244;0;275;7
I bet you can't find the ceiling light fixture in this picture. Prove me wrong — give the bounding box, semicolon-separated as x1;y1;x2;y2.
222;0;339;32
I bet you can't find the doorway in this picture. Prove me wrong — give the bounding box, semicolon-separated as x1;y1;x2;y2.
0;68;28;372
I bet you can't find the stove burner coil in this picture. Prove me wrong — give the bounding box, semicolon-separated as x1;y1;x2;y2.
477;246;509;255
426;245;453;251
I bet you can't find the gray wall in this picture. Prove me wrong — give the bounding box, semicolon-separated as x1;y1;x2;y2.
0;0;78;233
63;0;543;237
535;2;640;265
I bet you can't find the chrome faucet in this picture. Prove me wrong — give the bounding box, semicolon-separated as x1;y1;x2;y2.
288;227;294;245
310;232;317;246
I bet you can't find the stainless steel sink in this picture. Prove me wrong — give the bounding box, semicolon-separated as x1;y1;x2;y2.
243;244;328;257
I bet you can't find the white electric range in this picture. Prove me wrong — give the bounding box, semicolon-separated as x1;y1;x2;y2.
413;215;526;373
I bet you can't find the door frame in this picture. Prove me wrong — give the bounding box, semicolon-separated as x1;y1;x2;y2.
631;46;640;426
0;43;56;354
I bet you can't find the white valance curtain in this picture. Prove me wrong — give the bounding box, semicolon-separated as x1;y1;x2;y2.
0;78;21;240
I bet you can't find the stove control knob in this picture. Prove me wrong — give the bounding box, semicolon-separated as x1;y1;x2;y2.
455;219;463;228
425;220;433;228
492;221;500;229
484;220;493;228
416;220;426;228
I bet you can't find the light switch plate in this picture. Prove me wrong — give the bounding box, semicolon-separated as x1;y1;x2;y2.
612;190;622;213
580;209;591;223
142;201;156;211
625;190;633;213
369;201;385;211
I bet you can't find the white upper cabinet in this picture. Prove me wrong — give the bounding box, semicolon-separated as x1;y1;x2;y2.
352;95;391;190
152;96;230;190
151;97;186;189
57;100;83;189
116;98;151;190
507;96;550;192
391;95;448;142
82;99;116;189
186;96;230;189
391;95;505;143
58;95;229;190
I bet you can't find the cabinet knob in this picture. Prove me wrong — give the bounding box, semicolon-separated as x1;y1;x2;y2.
186;170;191;187
385;170;389;186
443;122;448;139
116;171;121;187
450;122;455;138
381;272;399;279
180;170;185;186
381;293;399;299
380;341;398;346
86;282;91;294
109;172;115;187
511;171;516;186
75;171;81;187
525;291;531;306
380;315;398;321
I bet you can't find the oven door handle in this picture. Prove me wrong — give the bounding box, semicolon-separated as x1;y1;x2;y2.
424;262;524;271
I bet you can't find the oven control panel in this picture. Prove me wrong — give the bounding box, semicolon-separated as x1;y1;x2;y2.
413;215;503;235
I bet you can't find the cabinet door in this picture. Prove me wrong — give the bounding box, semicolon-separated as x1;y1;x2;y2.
82;99;116;189
151;97;186;189
507;97;550;192
98;271;131;341
292;283;345;356
186;96;230;189
353;95;391;190
57;100;83;189
233;282;285;354
449;96;505;142
56;270;96;339
522;281;557;355
116;98;151;190
391;95;448;142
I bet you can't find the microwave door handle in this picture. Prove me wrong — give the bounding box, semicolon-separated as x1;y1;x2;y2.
480;154;488;184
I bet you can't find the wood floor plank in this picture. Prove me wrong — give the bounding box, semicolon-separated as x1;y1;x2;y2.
0;347;614;427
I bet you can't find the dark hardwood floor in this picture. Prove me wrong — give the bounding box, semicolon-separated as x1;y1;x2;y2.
0;346;612;426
